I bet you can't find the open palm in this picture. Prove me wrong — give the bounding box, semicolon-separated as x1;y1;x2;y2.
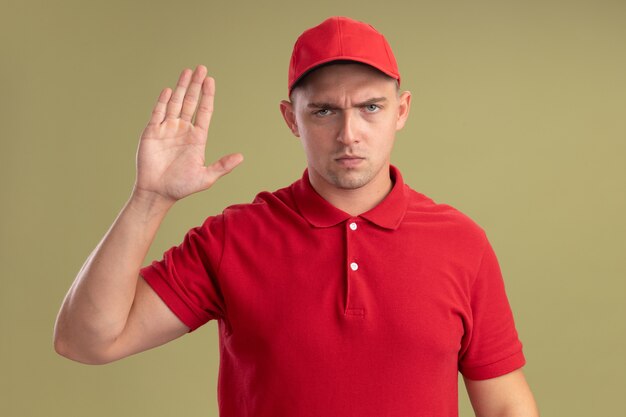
134;65;243;203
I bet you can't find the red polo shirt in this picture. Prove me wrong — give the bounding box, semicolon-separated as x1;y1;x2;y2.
140;165;525;417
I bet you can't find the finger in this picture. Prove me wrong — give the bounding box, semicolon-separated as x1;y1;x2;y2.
203;153;244;187
165;68;192;119
194;76;216;131
148;88;172;125
180;65;208;122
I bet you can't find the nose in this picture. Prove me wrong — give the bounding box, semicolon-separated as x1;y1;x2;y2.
336;110;360;145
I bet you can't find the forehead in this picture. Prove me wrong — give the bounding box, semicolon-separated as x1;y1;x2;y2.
292;63;397;102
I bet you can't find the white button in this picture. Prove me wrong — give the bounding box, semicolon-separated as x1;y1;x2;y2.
350;262;359;271
349;222;357;231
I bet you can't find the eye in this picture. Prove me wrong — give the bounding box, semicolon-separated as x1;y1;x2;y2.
314;109;332;117
364;104;381;113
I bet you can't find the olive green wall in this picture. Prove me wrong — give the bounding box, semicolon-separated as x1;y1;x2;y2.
1;0;624;416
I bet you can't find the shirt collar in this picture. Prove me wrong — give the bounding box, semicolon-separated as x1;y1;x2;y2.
291;165;409;230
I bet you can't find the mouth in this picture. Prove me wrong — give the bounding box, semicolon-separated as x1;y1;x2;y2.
335;155;365;167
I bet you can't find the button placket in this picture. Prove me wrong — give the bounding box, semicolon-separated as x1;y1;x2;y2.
345;219;365;317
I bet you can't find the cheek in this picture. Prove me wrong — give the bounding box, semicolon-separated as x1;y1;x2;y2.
302;138;329;160
373;122;398;154
296;121;338;151
300;117;338;136
367;119;396;142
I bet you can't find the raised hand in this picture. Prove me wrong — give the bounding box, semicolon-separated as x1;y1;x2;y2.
133;65;243;205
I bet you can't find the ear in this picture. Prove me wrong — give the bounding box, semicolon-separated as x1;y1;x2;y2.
279;100;300;137
395;91;412;131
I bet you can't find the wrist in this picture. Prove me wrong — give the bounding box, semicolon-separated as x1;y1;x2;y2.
128;186;176;217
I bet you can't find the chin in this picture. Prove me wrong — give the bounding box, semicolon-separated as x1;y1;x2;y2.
327;171;372;190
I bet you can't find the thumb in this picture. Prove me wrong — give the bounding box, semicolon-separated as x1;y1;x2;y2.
203;153;244;186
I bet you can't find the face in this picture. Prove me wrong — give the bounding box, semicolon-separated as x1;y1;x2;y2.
280;63;411;196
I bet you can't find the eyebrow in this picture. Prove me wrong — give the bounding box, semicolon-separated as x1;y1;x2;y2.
307;97;388;109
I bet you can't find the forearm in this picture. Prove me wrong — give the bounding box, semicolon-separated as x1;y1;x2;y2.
54;190;173;361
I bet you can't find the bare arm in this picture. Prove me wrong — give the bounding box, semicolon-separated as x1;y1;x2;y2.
464;369;540;417
53;65;243;364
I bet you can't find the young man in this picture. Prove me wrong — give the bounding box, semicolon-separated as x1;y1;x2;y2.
54;16;539;417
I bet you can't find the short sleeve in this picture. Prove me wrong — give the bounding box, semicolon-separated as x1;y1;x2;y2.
139;215;226;333
458;237;526;379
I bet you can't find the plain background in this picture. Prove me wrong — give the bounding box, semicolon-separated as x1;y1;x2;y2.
1;0;624;416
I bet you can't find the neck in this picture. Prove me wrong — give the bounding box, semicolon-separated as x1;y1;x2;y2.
309;167;393;216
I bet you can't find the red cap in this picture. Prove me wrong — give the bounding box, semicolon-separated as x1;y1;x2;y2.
288;16;400;94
